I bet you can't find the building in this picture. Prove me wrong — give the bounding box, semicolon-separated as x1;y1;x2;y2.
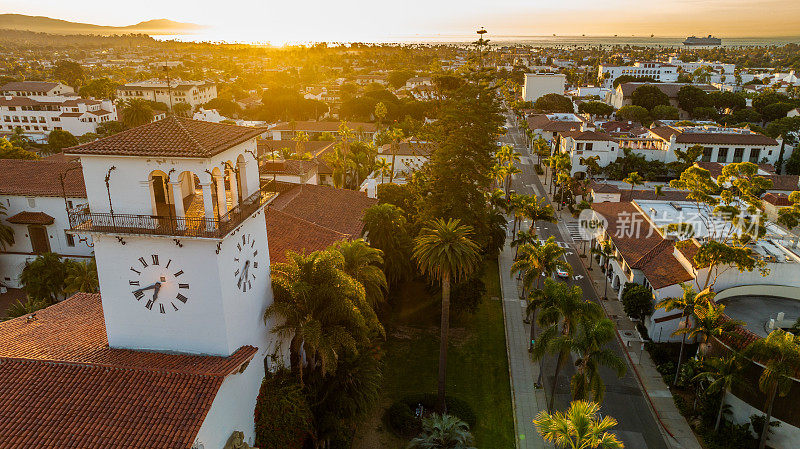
521;73;567;102
258;140;336;186
0;81;74;97
268;121;377;141
667;57;736;75
558;129;620;177
117;79;217;109
526;113;588;143
353;74;388;86
646;125;781;165
0;95;117;136
606;82;717;117
597;62;679;88
0;116;276;447
375;141;433;179
405;76;433;89
0;156;93;289
266;183;377;263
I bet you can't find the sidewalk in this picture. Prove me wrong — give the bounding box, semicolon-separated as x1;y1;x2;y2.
498;235;549;449
581;256;703;449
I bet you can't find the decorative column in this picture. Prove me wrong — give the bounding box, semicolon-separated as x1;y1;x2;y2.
170;181;185;229
215;174;228;217
201;182;215;230
227;169;240;206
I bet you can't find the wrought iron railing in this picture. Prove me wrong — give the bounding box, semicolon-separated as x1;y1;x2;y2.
68;182;277;239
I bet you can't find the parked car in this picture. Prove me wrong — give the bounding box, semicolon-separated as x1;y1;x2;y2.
556;267;570;279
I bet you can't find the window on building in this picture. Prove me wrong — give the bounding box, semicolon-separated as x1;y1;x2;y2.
701;147;713;162
749;148;761;163
29;225;50;254
65;231;75;247
733;148;744;162
716;148;728;162
586;143;594;151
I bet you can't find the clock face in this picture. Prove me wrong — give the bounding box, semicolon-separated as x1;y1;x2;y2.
128;254;189;314
233;233;259;293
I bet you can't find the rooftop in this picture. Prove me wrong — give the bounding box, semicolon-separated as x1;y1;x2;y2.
0;293;256;448
67;116;266;158
0;158;85;198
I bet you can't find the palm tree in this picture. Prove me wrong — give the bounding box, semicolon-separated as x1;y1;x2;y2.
487;188;508;213
413;218;481;412
534;400;624;449
656;284;715;386
523;195;556;232
511;237;571;293
333;239;388;307
63;259;99;295
743;330;800;449
507;193;528;235
580;156;601;182
4;297;49;320
408;414;476;449
0;202;15;251
264;250;376;385
693;355;743;431
675;303;743;360
362;203;414;285
504;162;522;196
511;228;537;259
533;279;603;411
568;318;627;402
495;144;521;167
121;99;154;129
375;159;392;184
623;172;644;197
590;242;617;300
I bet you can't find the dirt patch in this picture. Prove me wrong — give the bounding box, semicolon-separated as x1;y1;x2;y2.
351;399;406;449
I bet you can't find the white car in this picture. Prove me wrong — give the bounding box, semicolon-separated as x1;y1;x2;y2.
556;267;570;279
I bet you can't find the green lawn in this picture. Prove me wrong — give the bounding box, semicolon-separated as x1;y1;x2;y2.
361;260;515;448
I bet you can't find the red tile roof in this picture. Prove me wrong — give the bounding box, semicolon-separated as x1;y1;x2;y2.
0;159;85;198
637;242;694;289
0;81;61;92
266;208;348;264
67;116;266;158
0;293;257;448
6;211;54;225
560;130;616;142
649;126;777;146
378;142;435;156
268;184;377;237
763;192;792;206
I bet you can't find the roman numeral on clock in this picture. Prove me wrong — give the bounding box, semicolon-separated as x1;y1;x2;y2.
173;270;183;277
151;254;159;265
179;283;189;289
159;304;165;314
176;293;188;304
145;299;155;310
133;290;144;300
138;257;148;268
129;280;140;286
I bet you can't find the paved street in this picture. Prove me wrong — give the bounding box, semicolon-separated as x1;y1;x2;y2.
499;113;670;449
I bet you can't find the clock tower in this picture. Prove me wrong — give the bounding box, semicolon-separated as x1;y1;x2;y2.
67;116;276;358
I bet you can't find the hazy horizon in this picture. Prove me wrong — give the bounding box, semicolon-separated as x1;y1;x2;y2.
3;0;800;44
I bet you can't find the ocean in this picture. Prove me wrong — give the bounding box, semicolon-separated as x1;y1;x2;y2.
151;32;800;48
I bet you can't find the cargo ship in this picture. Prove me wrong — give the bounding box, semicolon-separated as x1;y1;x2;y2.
683;35;721;46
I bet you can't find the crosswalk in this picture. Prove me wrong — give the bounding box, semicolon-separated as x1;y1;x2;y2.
564;221;585;242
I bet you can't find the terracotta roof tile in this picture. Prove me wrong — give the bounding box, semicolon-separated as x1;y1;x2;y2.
0;293;258;448
0;159;85;198
763;192;792;206
6;211;54;225
67;116;266;158
0;81;60;92
592;201;664;264
266;208;348;264
378;142;435;156
268;184;377;237
638;242;694;289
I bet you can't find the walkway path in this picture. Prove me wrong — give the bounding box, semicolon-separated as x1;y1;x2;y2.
499;236;549;449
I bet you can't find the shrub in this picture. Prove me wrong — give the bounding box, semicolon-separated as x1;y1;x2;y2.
384;394;477;439
452;276;486;315
621;283;654;320
254;369;313;449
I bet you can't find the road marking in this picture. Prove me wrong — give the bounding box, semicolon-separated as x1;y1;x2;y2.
574;275;584;280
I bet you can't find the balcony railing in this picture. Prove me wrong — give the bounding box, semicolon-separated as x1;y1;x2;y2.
68;182;278;239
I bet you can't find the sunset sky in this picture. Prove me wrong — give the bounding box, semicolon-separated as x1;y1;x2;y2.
4;0;799;42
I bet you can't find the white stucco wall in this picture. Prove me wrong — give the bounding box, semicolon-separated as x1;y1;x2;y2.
726;393;800;449
0;195;92;288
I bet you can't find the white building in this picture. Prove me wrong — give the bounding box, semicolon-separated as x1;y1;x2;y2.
0;81;74;97
597;62;679;88
667;57;736;75
0;95;117;136
0;156;93;288
405;77;433;89
117;79;218;109
522;73;567;102
268;121;376;141
559;129;620;177
374;141;433;182
0;117;278;448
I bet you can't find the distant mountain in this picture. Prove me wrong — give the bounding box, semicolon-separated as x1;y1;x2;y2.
0;14;204;35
